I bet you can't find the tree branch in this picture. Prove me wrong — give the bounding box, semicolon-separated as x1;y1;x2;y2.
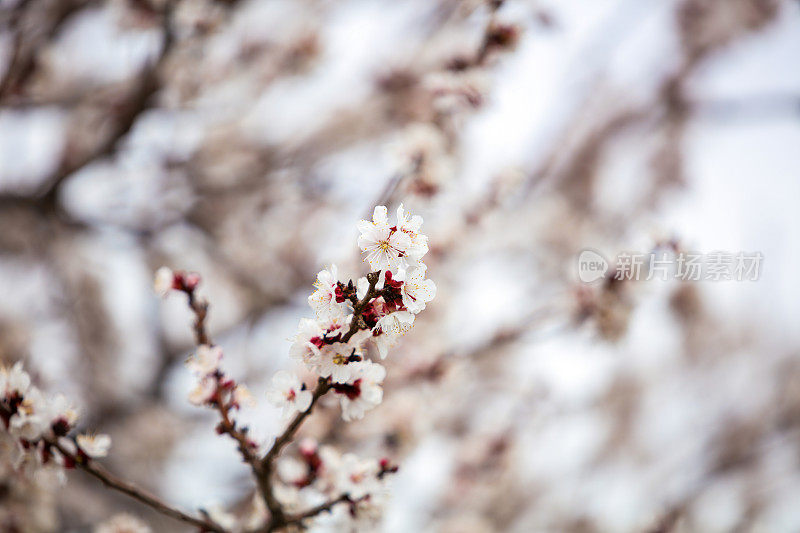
48;438;226;532
257;378;331;527
280;493;364;528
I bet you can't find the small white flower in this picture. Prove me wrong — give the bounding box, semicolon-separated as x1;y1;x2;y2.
376;310;415;337
395;203;428;263
9;387;49;441
187;345;222;376
308;264;345;319
334;453;381;499
2;361;31;397
188;375;217;406
357;206;414;271
233;385;255;408
266;371;312;418
289;318;325;367
77;433;112;458
398;265;436;314
95;513;152;533
289;315;351;372
336;361;385;422
48;393;80;430
316;342;364;384
153;266;175;297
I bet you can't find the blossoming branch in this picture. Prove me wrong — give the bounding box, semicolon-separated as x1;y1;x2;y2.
1;204;434;532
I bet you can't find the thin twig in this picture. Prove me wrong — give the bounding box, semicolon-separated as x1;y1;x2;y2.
281;493;363;527
49;438;226;532
182;286;274;514
258;378;331;528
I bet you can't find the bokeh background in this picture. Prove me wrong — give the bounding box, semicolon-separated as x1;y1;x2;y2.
1;0;799;531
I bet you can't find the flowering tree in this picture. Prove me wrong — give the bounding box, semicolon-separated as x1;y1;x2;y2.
0;205;434;532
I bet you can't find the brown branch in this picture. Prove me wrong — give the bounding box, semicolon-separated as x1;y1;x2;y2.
258;378;332;528
49;438;225;532
0;0;90;101
340;271;381;343
186;289;211;346
181;286;275;513
0;0;174;208
280;493;363;528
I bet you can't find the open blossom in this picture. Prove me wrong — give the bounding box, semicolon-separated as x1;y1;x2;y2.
319;448;383;500
2;361;32;397
357;206;414;271
186;345;223;376
267;371;313;418
308;264;345;319
289;318;326;366
316;340;365;384
376;310;415;337
333;361;386;422
398;265;436;314
9;388;49;441
395;203;429;261
48;394;80;435
188;375;217;406
233;384;255;408
335;454;382;499
289;314;351;370
77;433;112;458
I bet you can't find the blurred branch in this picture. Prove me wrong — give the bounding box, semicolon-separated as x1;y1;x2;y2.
0;0;93;101
49;438;227;532
258;378;332;528
0;0;175;210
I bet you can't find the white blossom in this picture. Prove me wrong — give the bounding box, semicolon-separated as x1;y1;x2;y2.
47;394;80;429
289;318;326;367
376;310;415;337
308;264;344;319
395;203;429;263
9;388;49;441
188;375;217;406
233;385;255;408
266;371;313;418
398;265;437;314
331;453;381;499
316;341;364;384
357;206;414;271
186;345;223;376
289;314;351;373
77;434;112;458
153;266;175;297
336;361;385;422
2;361;32;397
